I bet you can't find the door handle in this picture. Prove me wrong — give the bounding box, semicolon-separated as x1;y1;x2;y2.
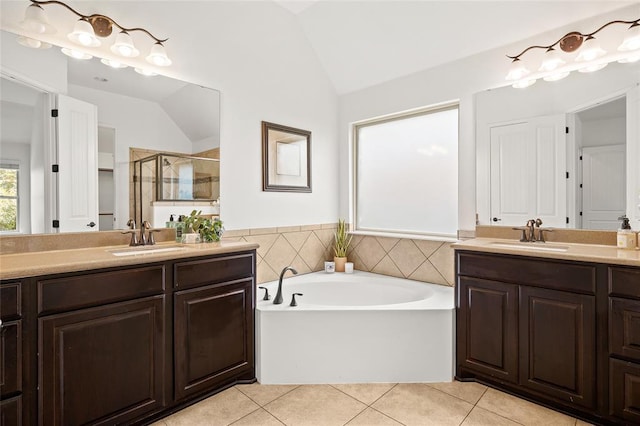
492;217;502;222
87;221;96;227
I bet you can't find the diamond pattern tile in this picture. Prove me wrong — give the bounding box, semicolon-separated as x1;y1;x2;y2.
353;237;386;270
372;256;404;278
298;232;327;270
263;236;297;274
388;239;426;277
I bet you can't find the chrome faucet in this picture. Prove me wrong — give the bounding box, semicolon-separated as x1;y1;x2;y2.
513;218;550;243
527;219;536;242
123;219;139;246
140;220;151;245
273;266;298;305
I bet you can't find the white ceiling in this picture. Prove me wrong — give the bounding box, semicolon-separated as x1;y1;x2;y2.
1;1;637;95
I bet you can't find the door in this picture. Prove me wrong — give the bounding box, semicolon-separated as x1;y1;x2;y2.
582;145;625;230
490;115;566;227
457;277;519;383
519;286;596;409
56;94;98;233
174;279;254;400
39;296;165;425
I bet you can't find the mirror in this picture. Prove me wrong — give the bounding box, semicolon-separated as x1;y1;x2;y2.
1;33;221;234
261;121;312;193
475;60;640;230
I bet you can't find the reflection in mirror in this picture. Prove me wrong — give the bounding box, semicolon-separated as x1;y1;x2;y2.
0;40;221;234
475;60;640;230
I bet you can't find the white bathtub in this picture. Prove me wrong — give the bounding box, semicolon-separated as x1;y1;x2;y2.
256;271;454;384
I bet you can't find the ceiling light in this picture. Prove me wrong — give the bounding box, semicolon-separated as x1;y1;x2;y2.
61;47;92;60
505;58;529;81
134;68;158;77
543;71;570;82
578;62;608;73
512;79;536;89
111;31;139;58
539;48;565;72
68;19;101;47
146;42;172;66
100;58;128;69
575;37;606;62
18;0;170;66
16;35;51;49
618;23;640;51
19;4;55;34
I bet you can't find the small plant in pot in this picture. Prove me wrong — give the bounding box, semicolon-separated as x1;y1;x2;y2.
333;219;352;272
183;210;224;242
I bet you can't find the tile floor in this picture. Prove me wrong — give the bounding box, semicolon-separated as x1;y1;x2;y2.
152;381;593;426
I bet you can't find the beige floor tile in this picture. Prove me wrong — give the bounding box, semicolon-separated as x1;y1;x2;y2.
346;407;403;425
163;387;259;426
461;406;521;425
235;383;299;406
231;408;284;425
264;384;367;426
427;380;488;404
332;383;396;405
477;388;575;426
372;383;473;425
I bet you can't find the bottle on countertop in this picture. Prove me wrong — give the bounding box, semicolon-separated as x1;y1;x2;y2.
617;215;637;250
175;215;185;242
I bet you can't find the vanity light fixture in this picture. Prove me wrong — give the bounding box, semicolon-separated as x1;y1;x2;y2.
16;35;51;49
134;68;158;77
506;17;640;88
17;0;170;65
100;58;127;69
61;47;92;60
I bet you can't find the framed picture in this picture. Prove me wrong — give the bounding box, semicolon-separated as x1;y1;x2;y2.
262;121;311;192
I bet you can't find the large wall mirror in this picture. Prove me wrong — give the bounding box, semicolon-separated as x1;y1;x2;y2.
1;31;221;235
475;60;640;231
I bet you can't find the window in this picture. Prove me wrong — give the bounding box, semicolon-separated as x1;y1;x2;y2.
0;164;19;232
353;103;458;239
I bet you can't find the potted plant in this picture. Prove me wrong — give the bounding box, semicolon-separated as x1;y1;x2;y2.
333;219;352;272
183;210;224;242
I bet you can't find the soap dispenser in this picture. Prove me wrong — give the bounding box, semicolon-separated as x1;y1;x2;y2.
617;215;637;249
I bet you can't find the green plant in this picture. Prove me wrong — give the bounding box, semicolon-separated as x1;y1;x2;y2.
334;219;352;257
183;210;224;242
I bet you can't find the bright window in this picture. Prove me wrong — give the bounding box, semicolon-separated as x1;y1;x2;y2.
0;164;19;232
353;103;459;238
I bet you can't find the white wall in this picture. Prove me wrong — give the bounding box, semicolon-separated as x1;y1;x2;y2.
68;84;193;229
581;117;626;147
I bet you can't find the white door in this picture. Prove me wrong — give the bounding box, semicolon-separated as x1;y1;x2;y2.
582;145;626;230
57;94;99;232
490;115;566;227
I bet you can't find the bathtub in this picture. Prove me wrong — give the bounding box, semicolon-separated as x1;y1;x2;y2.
256;271;454;384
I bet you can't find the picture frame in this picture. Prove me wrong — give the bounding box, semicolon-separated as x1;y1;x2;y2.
262;121;312;192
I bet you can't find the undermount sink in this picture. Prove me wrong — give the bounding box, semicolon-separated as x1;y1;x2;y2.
108;245;189;257
489;242;569;253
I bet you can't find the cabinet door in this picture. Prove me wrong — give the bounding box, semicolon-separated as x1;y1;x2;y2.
457;277;518;383
519;286;595;409
0;320;21;398
174;278;254;400
610;358;640;423
0;396;21;426
39;296;165;426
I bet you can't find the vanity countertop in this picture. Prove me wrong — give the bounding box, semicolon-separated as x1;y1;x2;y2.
0;240;259;280
454;238;640;267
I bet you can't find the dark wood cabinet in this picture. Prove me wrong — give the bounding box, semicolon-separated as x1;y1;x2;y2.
1;281;23;426
609;358;640;423
0;396;21;426
457;277;518;383
174;278;254;400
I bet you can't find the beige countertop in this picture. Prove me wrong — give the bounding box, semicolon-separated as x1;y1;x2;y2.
454;238;640;267
0;241;259;280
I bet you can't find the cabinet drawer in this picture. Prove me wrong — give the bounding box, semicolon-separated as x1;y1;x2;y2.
0;320;22;398
0;282;21;320
0;395;21;426
457;252;596;294
610;297;640;361
610;358;640;423
174;252;254;289
609;267;640;300
38;265;165;315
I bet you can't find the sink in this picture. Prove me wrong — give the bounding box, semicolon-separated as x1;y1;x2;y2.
108;245;189;257
489;242;569;253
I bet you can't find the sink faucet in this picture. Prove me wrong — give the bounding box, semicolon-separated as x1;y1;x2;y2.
140;220;151;245
527;219;536;242
123;219;139;246
273;266;298;305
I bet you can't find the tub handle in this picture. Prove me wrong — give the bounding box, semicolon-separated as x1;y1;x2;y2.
290;293;303;307
258;286;271;301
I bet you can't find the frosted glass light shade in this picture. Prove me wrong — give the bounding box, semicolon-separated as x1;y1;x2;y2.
68;19;101;47
146;43;172;66
20;4;56;34
111;31;139;57
505;59;529;81
578;62;608;73
134;68;158;76
539;49;565;72
512;79;537;89
618;53;640;63
101;58;128;69
618;24;640;52
543;71;570;82
61;47;92;60
575;37;606;62
17;36;51;49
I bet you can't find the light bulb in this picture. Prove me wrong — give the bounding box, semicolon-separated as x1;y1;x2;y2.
101;58;128;69
505;59;529;81
575;37;606;62
61;47;92;60
539;49;565;72
17;36;51;49
618;24;640;52
68;19;101;47
111;31;139;58
20;4;55;34
146;43;172;66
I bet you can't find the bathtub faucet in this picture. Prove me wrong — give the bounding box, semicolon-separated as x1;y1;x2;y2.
273;266;298;305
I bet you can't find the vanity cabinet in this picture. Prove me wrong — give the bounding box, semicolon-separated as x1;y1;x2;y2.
456;251;599;416
0;281;23;426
